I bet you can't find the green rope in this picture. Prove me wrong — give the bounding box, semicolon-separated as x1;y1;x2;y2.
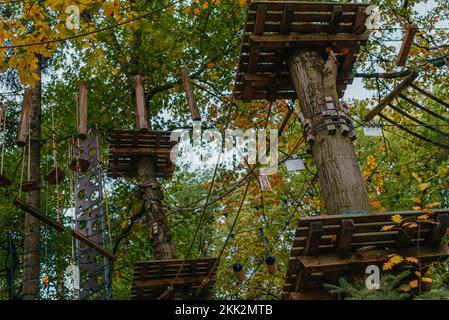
340;209;370;215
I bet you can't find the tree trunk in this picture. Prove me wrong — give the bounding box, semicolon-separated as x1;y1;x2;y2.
288;50;371;215
137;157;176;260
22;59;42;299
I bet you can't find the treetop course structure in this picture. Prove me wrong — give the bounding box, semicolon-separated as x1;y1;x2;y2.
1;0;448;300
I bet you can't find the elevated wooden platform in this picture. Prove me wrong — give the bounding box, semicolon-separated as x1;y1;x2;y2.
234;1;370;101
130;258;218;300
283;209;449;299
107;130;178;179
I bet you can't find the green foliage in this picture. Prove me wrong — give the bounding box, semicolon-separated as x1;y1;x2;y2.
324;271;412;300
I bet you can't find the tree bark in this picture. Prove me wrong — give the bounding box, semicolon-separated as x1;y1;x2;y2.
137;157;176;260
288;50;371;215
22;59;42;299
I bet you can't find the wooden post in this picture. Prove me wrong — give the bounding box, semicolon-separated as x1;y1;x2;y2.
288;50;371;215
397;24;418;66
17;89;32;147
22;59;42;300
133;75;149;131
180;68;201;121
77;82;88;139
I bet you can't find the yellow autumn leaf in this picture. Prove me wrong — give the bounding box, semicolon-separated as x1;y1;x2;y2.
202;2;209;9
391;214;403;224
194;8;200;15
412;206;421;211
383;261;394;270
412;172;421;183
409;279;418;288
422;277;432;283
415;271;421;277
417;214;429;220
425;202;441;208
381;225;394;231
419;183;430;191
389;254;404;265
183;6;191;14
412;197;422;204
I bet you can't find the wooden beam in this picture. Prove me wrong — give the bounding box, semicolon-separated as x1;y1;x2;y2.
428;213;449;246
254;4;267;35
180;68;201;121
77;82;88;140
304;221;323;256
250;33;369;47
17;89;32;147
336;219;355;254
329;5;343;34
299;245;449;272
280;4;294;34
13;198;116;261
352;6;368;34
397;24;418;66
133;276;208;288
133;75;149;131
365;71;418;121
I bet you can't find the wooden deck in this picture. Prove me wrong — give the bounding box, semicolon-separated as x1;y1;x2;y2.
234;1;370;101
130;258;218;300
283;209;449;299
107;130;178;179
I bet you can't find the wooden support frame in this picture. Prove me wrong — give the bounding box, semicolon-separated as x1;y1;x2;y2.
329;5;343;34
17;89;32;147
133;75;149;131
428;213;449;246
336;219;355;254
249;33;369;48
365;72;419;121
13;198;115;261
397;24;418;66
180;68;201;121
303;221;323;256
77;82;88;140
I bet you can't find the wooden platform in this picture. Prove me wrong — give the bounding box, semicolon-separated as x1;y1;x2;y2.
234;1;370;101
283;209;449;299
107;130;178;179
130;258;218;300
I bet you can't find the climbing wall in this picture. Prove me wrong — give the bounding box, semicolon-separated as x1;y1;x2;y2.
74;134;109;300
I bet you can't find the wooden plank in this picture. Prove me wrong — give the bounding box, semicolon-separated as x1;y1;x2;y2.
428;213;449;246
17;89;32;147
365;72;419;121
246;12;356;24
397;24;418;66
298;208;449;226
250;33;369;47
254;4;267;35
329;5;343;34
134;276;206;288
13;198;116;261
336;219;355;254
77;82;88;140
280;4;294;34
352;6;367;34
299;245;449;272
180;68;201;121
133;75;149;131
304;221;323;255
248;2;369;13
